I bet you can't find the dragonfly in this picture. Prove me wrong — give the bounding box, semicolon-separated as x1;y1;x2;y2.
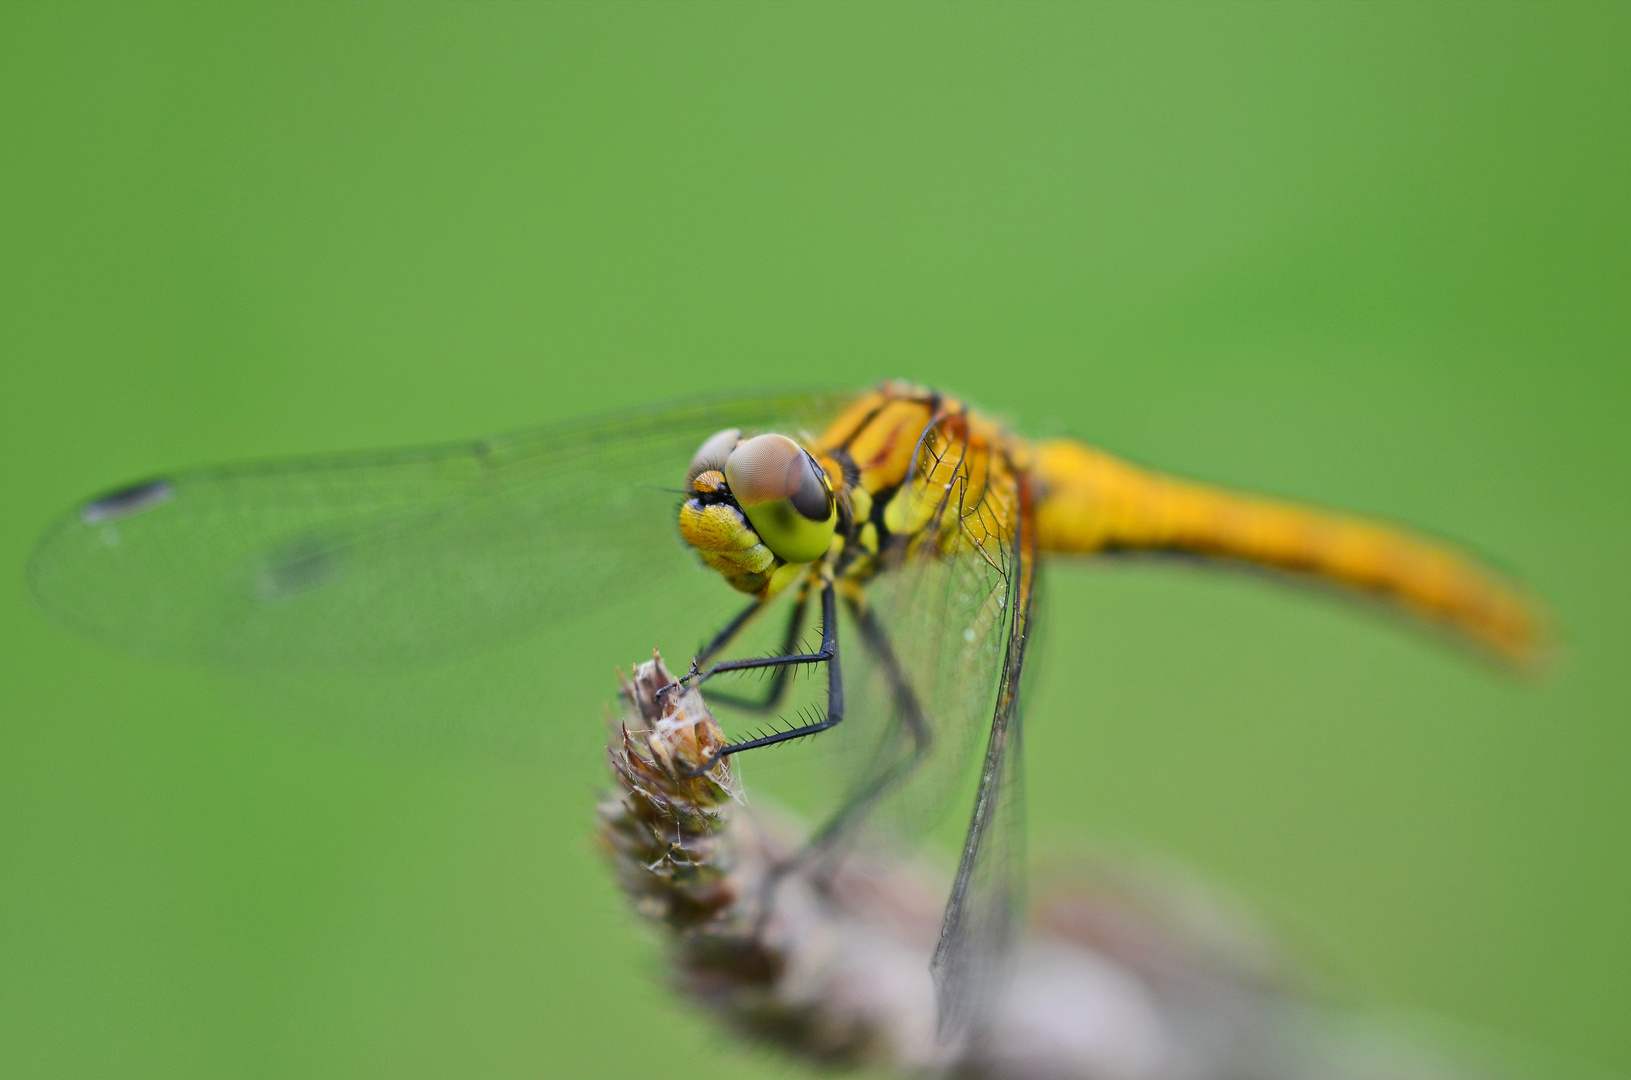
28;380;1545;1035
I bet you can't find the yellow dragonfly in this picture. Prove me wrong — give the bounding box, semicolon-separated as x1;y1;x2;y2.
29;380;1544;1032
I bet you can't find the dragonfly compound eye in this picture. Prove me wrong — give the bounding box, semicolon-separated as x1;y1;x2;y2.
724;433;837;564
687;428;742;486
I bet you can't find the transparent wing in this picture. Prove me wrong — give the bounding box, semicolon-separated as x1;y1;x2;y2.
805;408;1036;1037
930;516;1035;1037
28;390;853;670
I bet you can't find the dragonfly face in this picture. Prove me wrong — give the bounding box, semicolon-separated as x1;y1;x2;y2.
678;430;837;597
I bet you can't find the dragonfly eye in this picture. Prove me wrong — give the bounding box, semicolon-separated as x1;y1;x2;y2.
687;428;742;486
725;434;836;564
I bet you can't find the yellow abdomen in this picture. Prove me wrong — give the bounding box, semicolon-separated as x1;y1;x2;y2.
1032;439;1546;663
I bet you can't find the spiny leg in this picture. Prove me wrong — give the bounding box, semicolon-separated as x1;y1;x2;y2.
805;600;932;858
849;601;931;757
662;580;841;782
715;580;843;756
750;600;936;913
705;586;811;715
695;596;768;667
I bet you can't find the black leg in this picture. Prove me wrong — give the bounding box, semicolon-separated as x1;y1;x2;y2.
706;587;810;714
848;600;931;757
716;581;843;756
695;597;767;667
669;580;844;780
748;602;935;914
803;600;932;853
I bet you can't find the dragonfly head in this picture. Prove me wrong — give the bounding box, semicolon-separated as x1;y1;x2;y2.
679;429;838;597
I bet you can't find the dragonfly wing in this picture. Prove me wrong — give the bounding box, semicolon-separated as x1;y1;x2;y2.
930;517;1035;1038
812;411;1037;1037
29;390;852;669
834;540;1009;844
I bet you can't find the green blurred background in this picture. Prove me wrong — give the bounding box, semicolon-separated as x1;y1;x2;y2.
2;3;1626;1077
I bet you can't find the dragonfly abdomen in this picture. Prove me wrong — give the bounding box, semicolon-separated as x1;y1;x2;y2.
1032;438;1546;664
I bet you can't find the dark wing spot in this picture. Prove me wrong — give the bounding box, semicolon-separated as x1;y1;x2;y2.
81;479;175;524
256;535;344;601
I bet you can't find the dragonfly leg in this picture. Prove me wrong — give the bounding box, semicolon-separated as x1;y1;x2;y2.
848;601;931;756
714;580;843;757
746;603;934;912
694;597;767;667
803;601;932;855
704;587;811;714
656;595;767;711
